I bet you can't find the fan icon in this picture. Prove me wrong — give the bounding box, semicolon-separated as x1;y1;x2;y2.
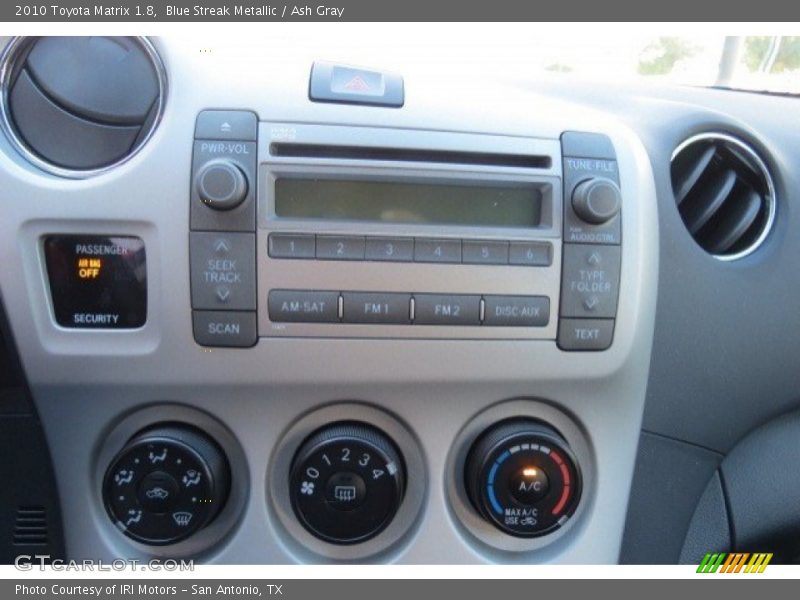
300;481;315;495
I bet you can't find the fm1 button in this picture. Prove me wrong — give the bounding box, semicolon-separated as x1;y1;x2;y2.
510;466;550;504
325;472;367;511
137;471;180;513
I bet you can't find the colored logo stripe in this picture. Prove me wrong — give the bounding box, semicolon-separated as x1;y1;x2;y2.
697;553;726;573
697;552;773;573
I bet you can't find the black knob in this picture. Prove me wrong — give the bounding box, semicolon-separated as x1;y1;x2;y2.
195;159;248;210
290;422;405;545
572;178;621;224
103;424;230;545
465;419;581;538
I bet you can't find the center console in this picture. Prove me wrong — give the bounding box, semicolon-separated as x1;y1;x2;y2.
0;37;658;563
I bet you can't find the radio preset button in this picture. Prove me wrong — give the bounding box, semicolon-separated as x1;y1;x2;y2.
365;237;414;262
342;292;411;324
316;236;366;260
268;290;340;323
414;238;461;263
509;241;553;266
190;232;256;311
462;240;509;265
413;294;480;325
268;233;315;259
560;244;621;318
192;310;257;348
483;295;549;327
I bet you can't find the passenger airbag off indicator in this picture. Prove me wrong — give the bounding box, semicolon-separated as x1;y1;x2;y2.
44;235;147;329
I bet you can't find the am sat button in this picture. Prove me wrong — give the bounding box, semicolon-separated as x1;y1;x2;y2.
268;290;339;323
483;295;549;327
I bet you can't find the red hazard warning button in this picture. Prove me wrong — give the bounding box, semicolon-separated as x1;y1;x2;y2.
310;61;404;107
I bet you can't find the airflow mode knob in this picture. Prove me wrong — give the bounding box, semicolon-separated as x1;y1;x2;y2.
103;425;230;545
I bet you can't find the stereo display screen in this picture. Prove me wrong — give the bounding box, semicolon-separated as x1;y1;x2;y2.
274;178;544;228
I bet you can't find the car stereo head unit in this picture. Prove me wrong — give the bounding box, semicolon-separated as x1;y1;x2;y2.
188;116;622;348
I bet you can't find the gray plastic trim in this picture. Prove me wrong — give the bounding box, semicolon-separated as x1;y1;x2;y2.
0;38;659;564
0;36;168;179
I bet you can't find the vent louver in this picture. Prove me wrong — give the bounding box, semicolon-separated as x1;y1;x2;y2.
0;36;166;178
12;506;48;546
670;133;775;260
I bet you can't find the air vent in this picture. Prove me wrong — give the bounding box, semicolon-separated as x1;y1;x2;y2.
12;506;47;546
670;133;775;260
0;36;166;178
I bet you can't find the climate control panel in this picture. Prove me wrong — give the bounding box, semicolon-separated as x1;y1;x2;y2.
103;424;231;545
464;419;582;537
289;422;406;545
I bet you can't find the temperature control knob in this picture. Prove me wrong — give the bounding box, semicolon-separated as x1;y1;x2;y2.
195;158;248;211
465;419;581;537
103;424;230;545
290;422;405;544
571;177;621;224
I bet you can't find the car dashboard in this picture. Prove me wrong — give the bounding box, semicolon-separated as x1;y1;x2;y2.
0;35;797;565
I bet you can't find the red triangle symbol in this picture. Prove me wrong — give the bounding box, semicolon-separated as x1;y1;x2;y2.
344;75;371;91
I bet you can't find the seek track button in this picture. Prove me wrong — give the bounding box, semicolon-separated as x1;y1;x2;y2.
190;232;256;310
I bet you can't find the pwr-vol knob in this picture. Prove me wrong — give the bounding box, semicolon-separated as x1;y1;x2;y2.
572;177;621;224
103;424;230;545
195;158;248;210
290;422;405;544
465;419;581;537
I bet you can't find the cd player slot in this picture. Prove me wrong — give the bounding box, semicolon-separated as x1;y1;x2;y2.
269;143;551;170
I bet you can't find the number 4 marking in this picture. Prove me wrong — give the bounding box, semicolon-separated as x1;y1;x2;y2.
372;469;385;480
